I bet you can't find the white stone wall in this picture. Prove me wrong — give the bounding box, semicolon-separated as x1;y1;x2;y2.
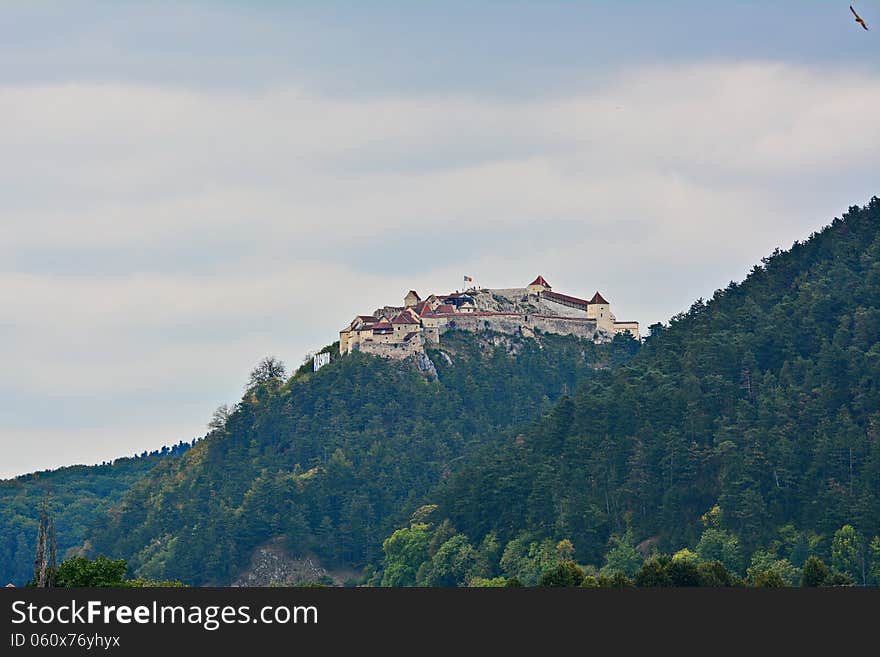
613;322;640;339
355;333;426;360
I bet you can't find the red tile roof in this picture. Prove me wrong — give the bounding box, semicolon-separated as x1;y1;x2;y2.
542;290;588;307
392;312;420;325
529;275;551;288
589;292;609;305
413;301;434;316
431;304;456;314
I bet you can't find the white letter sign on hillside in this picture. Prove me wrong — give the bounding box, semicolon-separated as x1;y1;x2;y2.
313;352;331;372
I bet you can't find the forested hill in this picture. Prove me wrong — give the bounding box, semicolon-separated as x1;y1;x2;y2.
435;198;880;573
88;331;638;585
13;200;878;588
0;446;189;586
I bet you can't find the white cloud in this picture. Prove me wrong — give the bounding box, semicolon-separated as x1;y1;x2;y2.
2;59;879;477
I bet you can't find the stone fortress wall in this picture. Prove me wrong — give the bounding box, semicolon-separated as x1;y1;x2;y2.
442;312;597;340
348;333;426;359
335;276;638;364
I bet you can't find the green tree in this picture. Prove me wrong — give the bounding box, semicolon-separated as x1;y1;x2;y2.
247;356;287;390
697;561;735;587
608;571;635;588
539;561;584;587
600;530;642;578
207;404;233;432
468;576;507;587
701;505;724;529
831;525;862;584
499;535;558;586
869;537;880;586
472;532;502;579
746;550;800;587
55;556;128;587
671;548;698;563
752;570;786;588
380;523;430;587
125;578;187;587
800;556;830;587
695;528;741;575
778;525;822;568
825;571;855;587
421;534;476;586
555;539;575;561
666;553;701;587
635;555;671;587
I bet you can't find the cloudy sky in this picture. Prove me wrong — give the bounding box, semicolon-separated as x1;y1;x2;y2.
2;1;878;478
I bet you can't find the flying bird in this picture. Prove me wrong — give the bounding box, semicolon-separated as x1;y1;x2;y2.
851;5;869;31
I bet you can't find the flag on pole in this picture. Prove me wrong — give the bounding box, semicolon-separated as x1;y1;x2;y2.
463;275;473;283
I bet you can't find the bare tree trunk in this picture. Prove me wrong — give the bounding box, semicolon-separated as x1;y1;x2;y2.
33;503;47;587
48;512;57;588
33;494;56;588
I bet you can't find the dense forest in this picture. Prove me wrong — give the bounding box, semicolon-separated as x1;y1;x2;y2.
404;198;880;586
87;332;634;585
0;444;189;586
6;198;879;588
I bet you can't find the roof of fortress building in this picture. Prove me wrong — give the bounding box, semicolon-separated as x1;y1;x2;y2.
413;301;433;316
392;311;421;325
542;290;588;306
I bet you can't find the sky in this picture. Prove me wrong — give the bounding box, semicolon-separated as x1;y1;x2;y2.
1;1;879;478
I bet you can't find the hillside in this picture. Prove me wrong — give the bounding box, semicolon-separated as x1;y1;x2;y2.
87;331;638;585
12;199;878;588
428;198;880;579
0;447;187;586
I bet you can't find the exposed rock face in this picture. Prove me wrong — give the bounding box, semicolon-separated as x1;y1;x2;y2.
472;287;589;318
487;334;527;356
232;541;330;587
413;351;438;379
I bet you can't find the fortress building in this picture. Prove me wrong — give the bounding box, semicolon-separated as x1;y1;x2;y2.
338;276;639;361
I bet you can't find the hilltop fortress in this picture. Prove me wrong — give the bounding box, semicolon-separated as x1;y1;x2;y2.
338;276;639;361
